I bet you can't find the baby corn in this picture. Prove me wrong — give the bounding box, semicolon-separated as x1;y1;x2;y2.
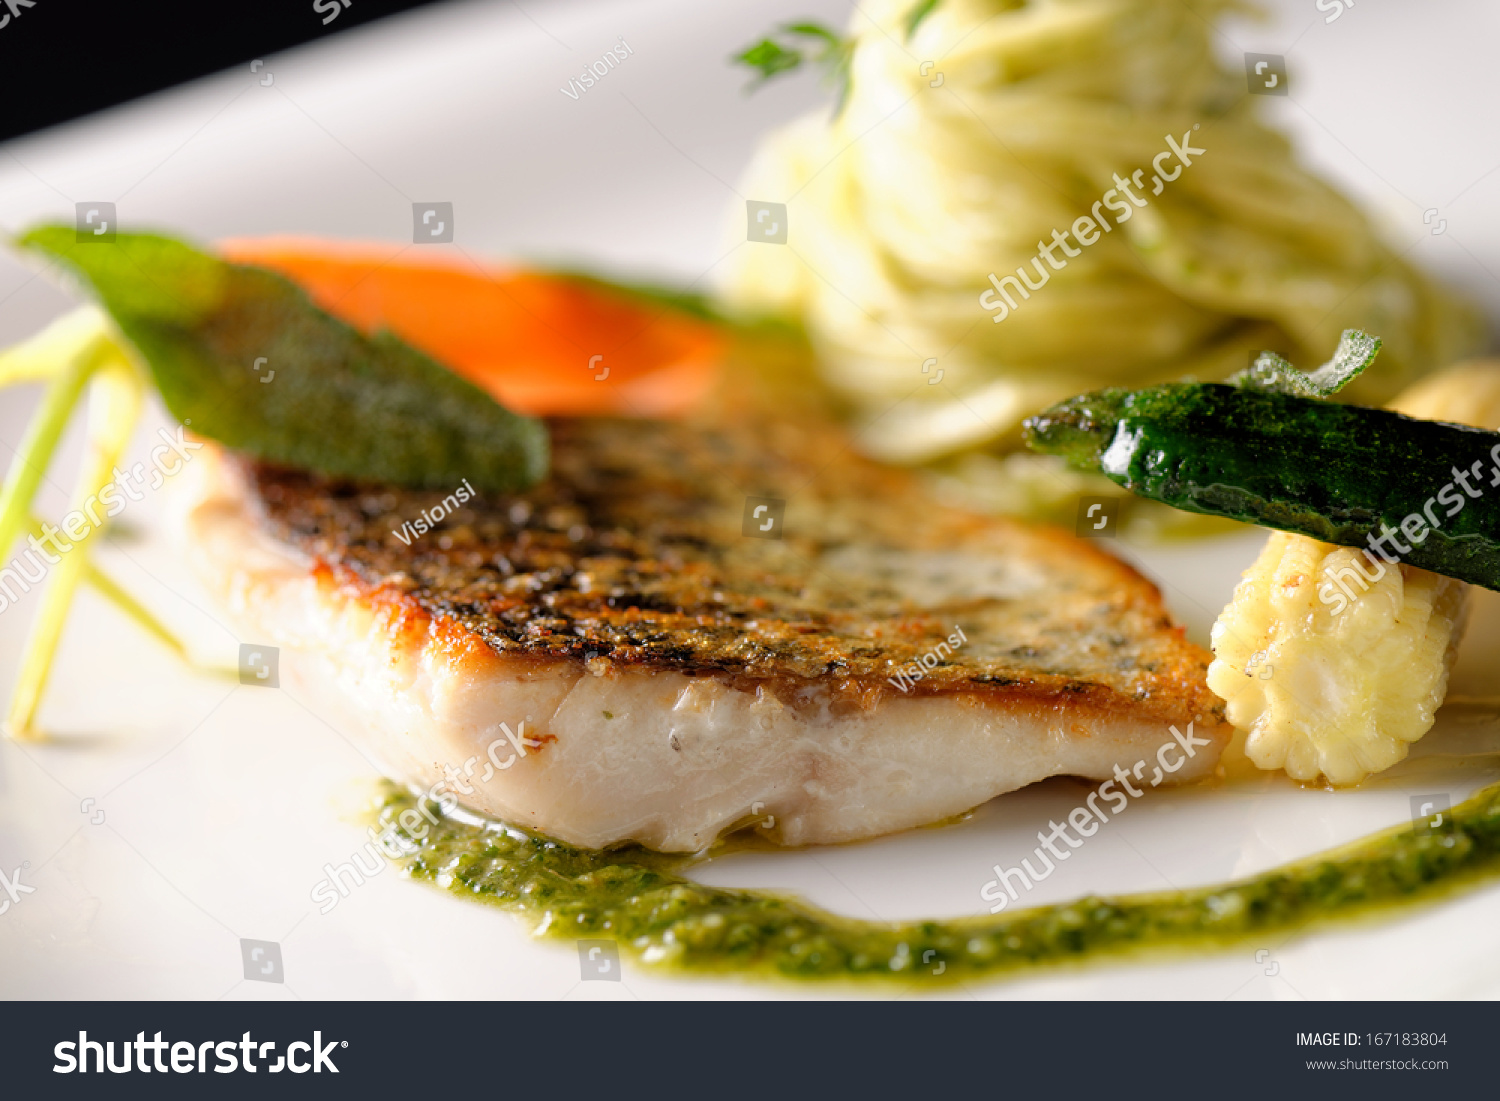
1208;361;1500;784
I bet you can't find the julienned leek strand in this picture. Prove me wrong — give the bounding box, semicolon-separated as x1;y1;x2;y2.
1208;361;1500;784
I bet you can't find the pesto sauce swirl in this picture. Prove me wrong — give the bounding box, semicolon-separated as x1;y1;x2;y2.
377;780;1500;984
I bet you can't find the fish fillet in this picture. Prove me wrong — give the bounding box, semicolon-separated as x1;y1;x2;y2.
175;405;1227;851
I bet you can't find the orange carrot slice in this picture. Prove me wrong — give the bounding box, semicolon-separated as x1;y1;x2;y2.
217;236;724;417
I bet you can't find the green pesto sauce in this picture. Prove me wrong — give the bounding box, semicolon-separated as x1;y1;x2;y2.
376;780;1500;985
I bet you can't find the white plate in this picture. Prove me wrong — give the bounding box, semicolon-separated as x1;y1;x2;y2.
2;0;1499;1000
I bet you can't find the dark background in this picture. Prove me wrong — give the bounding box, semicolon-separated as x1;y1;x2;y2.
0;0;450;144
6;1000;1491;1096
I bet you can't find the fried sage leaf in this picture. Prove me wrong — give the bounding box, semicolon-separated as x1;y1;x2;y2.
1228;328;1382;399
20;226;548;492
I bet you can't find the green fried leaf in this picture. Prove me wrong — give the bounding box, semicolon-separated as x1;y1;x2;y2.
1230;328;1382;399
19;225;548;492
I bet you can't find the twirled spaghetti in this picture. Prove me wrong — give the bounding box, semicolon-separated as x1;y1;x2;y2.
721;0;1482;464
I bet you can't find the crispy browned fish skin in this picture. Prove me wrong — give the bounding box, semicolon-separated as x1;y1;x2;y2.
237;409;1222;729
